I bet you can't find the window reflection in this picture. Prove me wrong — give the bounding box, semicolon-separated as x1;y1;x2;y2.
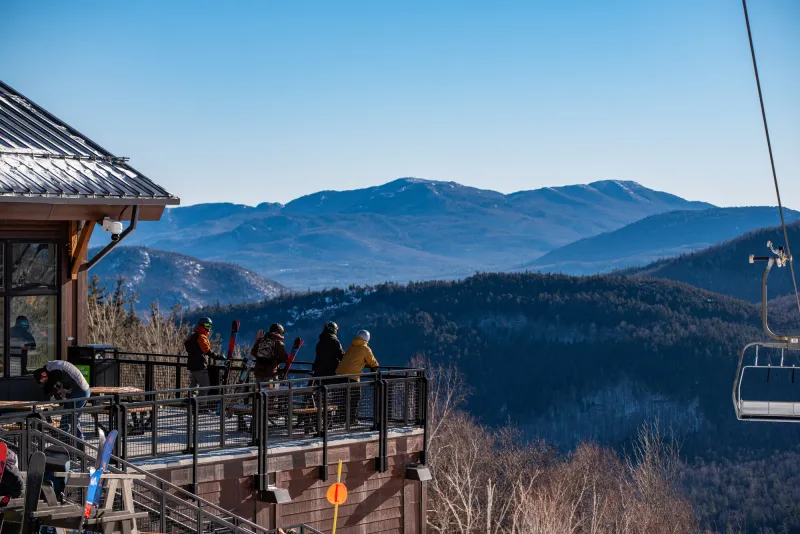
9;295;56;376
12;243;57;291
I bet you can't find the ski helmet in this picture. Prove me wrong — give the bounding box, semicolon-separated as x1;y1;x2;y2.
324;321;338;334
269;323;285;335
197;317;212;330
357;330;370;343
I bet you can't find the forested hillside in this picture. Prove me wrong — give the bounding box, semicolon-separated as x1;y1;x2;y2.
625;221;800;303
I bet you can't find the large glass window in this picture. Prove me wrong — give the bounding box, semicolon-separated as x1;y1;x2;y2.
2;240;59;377
9;296;56;376
12;243;57;291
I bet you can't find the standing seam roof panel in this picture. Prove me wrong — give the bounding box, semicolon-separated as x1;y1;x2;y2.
0;81;177;203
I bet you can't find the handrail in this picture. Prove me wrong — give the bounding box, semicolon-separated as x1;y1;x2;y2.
27;419;275;534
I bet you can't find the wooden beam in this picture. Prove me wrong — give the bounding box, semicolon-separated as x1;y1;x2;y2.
70;220;95;279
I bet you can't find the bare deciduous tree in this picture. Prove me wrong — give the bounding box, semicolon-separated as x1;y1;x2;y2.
414;354;701;533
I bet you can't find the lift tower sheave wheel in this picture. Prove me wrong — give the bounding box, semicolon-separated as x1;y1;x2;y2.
734;243;800;422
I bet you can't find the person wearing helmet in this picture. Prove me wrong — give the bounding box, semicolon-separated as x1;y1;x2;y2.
184;317;225;397
313;321;345;378
10;315;37;375
336;330;379;426
250;323;289;384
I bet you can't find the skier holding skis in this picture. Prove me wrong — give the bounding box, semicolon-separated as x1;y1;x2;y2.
250;323;289;386
184;317;226;397
313;321;344;379
336;330;379;426
33;360;91;441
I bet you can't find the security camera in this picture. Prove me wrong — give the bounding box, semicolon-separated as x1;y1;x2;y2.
102;216;123;241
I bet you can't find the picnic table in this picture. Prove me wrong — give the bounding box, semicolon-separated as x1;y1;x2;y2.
89;387;150;435
90;386;144;396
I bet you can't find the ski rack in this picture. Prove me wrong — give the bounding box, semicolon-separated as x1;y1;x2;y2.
733;242;800;422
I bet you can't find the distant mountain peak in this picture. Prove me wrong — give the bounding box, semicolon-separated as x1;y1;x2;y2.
90;246;288;312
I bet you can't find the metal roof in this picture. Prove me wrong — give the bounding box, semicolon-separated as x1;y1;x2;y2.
0;80;179;205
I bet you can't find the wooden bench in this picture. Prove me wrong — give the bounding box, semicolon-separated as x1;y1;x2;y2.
1;415;61;431
227;404;338;433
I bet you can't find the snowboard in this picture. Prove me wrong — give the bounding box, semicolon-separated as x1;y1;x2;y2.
91;429;107;507
21;451;46;534
281;337;304;380
79;430;117;533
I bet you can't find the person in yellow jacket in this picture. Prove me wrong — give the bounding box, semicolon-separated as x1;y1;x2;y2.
335;330;379;426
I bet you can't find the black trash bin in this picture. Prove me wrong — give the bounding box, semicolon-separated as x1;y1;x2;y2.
67;345;119;388
208;364;223;396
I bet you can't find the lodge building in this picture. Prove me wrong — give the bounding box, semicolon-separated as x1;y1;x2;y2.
0;80;429;533
0;80;179;398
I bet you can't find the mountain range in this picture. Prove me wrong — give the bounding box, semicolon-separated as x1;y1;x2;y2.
521;206;800;276
88;246;287;311
100;178;712;289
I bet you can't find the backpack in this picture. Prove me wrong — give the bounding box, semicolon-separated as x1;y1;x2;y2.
256;336;278;362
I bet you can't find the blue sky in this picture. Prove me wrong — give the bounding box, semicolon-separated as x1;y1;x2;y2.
2;0;799;207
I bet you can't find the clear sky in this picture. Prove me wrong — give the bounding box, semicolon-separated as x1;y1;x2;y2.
2;0;798;208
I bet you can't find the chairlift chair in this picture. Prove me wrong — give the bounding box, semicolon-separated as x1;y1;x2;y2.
733;242;800;422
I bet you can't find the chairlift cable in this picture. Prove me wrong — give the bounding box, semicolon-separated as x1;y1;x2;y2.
741;0;800;314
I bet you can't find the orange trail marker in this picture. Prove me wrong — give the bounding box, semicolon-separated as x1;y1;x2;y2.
326;482;347;506
328;460;347;533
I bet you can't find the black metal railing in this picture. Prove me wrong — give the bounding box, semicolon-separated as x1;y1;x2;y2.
0;364;429;488
11;418;323;534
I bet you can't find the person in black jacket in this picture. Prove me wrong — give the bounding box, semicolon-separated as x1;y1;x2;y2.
313;322;344;379
33;360;91;441
184;317;225;397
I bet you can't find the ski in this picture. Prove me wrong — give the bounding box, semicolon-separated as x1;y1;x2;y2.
236;329;262;385
218;321;241;416
78;430;117;533
21;451;46;534
223;320;241;386
281;337;304;380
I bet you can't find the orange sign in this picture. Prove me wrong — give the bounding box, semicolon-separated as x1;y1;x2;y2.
326;482;348;505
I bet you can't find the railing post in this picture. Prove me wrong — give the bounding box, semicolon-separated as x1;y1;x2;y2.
175;366;183;400
257;389;269;492
375;377;389;472
190;397;199;494
319;385;329;481
380;379;389;473
404;375;410;426
145;360;155;399
120;403;129;462
421;374;429;465
287;382;294;440
159;480;167;533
